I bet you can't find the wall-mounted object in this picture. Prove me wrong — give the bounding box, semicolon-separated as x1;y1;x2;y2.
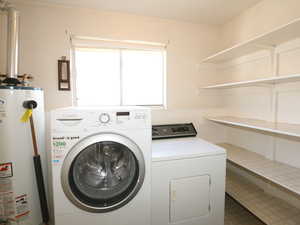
58;56;70;91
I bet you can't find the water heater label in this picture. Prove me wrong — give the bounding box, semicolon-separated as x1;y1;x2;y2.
0;179;15;219
15;194;29;220
0;163;13;178
0;191;15;218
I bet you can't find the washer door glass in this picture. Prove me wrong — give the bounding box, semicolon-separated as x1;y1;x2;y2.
69;141;139;210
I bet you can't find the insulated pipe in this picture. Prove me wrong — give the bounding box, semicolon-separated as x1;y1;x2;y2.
6;6;19;78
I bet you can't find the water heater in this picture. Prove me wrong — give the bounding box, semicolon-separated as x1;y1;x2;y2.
0;87;46;225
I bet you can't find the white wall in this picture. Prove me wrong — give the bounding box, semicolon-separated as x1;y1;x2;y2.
220;0;300;48
0;1;226;141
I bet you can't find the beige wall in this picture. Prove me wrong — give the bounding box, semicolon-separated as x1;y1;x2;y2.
0;1;220;111
220;0;300;49
0;1;226;139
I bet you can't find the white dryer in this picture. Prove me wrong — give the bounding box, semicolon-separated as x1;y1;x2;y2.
151;124;226;225
49;107;151;225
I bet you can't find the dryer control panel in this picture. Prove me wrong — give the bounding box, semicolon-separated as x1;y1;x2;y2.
152;123;197;140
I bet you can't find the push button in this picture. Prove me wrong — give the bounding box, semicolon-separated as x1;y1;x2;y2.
99;113;110;124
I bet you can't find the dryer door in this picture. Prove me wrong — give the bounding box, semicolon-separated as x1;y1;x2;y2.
61;133;145;213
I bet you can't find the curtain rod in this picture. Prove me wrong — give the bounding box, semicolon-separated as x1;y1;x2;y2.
66;30;169;48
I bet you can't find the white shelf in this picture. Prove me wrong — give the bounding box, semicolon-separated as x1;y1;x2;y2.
226;172;300;225
220;143;300;196
201;74;300;89
202;18;300;63
225;196;265;225
207;116;300;138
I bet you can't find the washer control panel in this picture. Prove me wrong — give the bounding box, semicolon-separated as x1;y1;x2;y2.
152;123;197;140
53;108;151;131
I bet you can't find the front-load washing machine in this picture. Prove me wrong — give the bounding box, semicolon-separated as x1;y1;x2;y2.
49;107;151;225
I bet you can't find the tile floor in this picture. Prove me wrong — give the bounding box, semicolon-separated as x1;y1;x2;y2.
225;195;265;225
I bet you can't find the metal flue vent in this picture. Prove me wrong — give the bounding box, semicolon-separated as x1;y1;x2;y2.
0;0;20;86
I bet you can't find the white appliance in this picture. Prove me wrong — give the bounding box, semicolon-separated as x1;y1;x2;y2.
151;124;226;225
50;106;151;225
1;3;48;225
0;87;46;225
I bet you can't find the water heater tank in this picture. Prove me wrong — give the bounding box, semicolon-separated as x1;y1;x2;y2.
0;86;46;225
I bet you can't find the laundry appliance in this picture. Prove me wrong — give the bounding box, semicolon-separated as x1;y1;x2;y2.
0;3;48;225
152;123;226;225
0;87;46;225
50;107;151;225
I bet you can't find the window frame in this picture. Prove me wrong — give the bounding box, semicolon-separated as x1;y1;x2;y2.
71;45;167;109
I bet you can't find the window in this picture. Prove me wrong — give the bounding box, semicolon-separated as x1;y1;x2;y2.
73;44;166;107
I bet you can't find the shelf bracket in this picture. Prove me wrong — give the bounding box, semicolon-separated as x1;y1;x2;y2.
269;48;279;161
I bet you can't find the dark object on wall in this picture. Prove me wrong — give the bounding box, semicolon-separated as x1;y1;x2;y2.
58;56;71;91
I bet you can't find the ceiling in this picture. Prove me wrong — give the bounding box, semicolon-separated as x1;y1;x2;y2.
27;0;262;25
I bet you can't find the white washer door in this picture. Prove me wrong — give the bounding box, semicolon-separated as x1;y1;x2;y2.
61;133;145;213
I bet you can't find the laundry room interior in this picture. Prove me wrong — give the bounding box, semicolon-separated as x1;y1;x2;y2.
1;0;300;225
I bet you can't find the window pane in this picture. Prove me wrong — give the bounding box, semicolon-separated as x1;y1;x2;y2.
75;48;121;106
121;50;164;105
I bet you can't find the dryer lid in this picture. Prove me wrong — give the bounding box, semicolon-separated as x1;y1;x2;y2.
152;137;226;162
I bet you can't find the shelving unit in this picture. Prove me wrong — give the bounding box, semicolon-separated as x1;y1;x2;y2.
219;143;300;196
206;116;300;138
202;16;300;224
226;172;300;225
202;18;300;63
200;74;300;89
225;195;265;225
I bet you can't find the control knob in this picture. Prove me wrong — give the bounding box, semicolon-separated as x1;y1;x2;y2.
99;113;110;124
